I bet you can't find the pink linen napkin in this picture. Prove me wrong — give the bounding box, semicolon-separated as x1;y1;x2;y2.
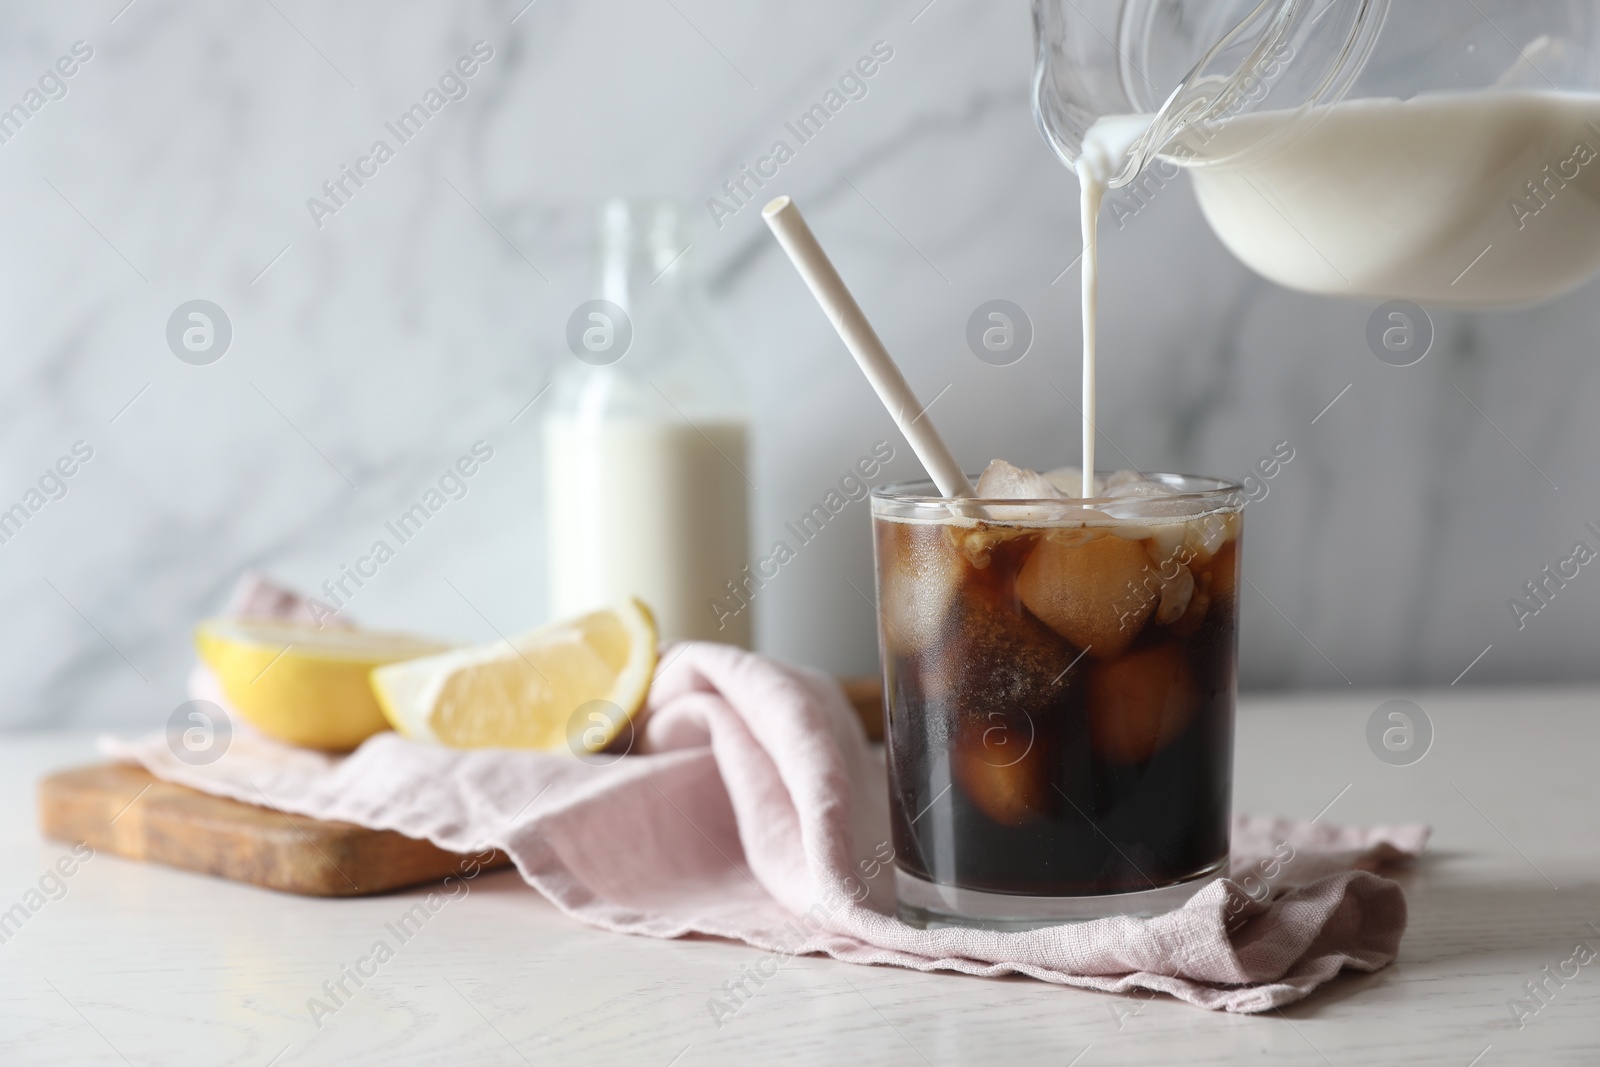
106;584;1427;1014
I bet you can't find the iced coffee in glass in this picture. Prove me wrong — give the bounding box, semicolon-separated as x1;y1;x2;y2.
871;465;1244;928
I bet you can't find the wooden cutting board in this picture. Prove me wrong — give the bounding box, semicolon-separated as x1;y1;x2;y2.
38;763;515;897
37;676;885;897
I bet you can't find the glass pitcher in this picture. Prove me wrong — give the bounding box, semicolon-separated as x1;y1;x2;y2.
1034;0;1600;306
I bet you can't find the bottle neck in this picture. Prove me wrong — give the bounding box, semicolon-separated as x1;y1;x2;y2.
598;199;690;311
549;199;744;425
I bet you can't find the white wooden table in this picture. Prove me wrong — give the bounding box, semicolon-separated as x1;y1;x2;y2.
3;688;1598;1065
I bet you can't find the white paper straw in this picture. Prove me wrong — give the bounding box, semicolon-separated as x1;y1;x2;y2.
762;196;973;499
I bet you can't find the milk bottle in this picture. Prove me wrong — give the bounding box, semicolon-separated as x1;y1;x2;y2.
542;200;751;647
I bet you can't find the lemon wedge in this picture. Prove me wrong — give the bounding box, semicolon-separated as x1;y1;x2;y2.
194;619;450;751
370;599;658;751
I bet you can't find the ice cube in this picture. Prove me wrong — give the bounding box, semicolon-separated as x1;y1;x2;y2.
951;714;1049;826
1183;510;1241;564
975;459;1067;500
1087;643;1198;764
921;570;1083;727
1140;520;1190;562
878;520;962;655
1016;529;1156;657
950;522;1037;568
1205;538;1239;606
1102;469;1175;499
1154;564;1195;625
1042;466;1102;498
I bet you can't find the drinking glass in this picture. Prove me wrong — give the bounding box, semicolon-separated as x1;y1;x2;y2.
872;474;1245;928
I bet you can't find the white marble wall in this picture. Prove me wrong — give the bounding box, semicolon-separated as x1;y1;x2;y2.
2;0;1597;729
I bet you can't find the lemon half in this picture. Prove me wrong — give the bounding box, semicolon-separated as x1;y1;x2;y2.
195;619;450;750
371;599;657;751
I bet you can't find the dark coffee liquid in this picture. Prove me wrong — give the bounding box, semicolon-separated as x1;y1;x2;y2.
877;516;1237;897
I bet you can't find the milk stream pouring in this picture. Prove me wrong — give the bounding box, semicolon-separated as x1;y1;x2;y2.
542;200;751;647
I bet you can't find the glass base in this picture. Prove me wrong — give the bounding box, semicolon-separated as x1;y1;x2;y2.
894;862;1225;930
